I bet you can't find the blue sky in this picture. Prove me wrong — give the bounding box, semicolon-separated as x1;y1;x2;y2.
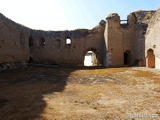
0;0;160;30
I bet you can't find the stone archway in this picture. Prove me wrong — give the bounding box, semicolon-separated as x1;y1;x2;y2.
147;49;155;68
83;48;99;66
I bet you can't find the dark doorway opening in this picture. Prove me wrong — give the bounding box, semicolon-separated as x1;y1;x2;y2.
147;49;155;68
124;51;131;65
29;36;33;47
29;57;33;63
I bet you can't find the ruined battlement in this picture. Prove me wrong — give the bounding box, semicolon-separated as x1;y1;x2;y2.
106;10;155;26
0;8;160;71
0;12;106;68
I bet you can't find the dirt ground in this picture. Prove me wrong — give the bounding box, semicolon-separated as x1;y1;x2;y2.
0;66;160;120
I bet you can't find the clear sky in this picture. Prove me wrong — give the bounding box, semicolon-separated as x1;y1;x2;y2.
0;0;160;30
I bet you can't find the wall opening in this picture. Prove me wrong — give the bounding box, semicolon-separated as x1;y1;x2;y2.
120;20;128;24
29;36;33;47
40;37;45;47
147;49;155;68
56;39;61;48
29;57;33;63
66;38;71;45
124;51;131;65
84;51;98;66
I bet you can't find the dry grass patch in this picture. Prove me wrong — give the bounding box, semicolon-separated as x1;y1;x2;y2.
71;67;131;76
133;70;160;84
0;67;160;120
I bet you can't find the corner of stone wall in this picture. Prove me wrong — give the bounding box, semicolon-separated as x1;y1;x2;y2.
104;13;121;67
127;13;137;25
106;13;120;21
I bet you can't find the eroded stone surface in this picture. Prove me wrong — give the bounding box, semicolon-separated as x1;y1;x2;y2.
0;9;159;69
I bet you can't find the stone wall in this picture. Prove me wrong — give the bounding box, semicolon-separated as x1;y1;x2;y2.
145;9;160;69
0;13;106;67
29;21;106;66
0;9;158;69
0;13;30;64
104;11;154;67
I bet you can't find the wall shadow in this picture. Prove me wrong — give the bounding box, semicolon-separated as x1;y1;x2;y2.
0;66;77;120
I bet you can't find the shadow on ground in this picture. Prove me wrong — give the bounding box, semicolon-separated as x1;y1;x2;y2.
0;66;73;120
0;66;102;120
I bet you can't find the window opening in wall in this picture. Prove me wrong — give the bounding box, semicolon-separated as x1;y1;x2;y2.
66;38;71;45
120;20;128;24
40;37;45;47
56;39;61;48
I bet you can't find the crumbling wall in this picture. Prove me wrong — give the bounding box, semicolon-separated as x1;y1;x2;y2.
104;13;124;67
0;9;157;69
0;13;106;67
0;13;30;64
145;9;160;69
28;21;106;66
104;11;151;67
132;10;155;24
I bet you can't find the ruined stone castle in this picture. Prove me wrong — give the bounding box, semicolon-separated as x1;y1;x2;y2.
0;8;160;70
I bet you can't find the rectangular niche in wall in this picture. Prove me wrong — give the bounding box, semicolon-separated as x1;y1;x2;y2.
56;39;61;48
40;37;45;47
29;36;34;48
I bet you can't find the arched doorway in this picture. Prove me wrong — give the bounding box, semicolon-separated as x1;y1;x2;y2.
124;50;131;65
29;56;33;63
84;50;98;66
147;49;155;68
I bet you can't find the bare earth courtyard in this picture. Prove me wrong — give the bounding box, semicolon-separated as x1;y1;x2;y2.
0;67;160;120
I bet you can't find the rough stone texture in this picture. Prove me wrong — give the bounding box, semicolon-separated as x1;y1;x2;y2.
0;13;30;65
132;10;156;24
0;9;159;69
145;8;160;69
30;23;105;66
104;11;155;67
0;13;106;67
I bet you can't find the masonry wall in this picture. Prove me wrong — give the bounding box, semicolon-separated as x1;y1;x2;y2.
29;21;106;66
145;9;160;69
0;13;30;64
0;9;157;68
0;13;106;67
104;13;147;67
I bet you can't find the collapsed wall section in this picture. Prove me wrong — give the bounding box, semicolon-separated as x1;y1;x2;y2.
104;11;150;67
0;9;156;69
0;13;106;67
145;9;160;69
29;20;106;66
